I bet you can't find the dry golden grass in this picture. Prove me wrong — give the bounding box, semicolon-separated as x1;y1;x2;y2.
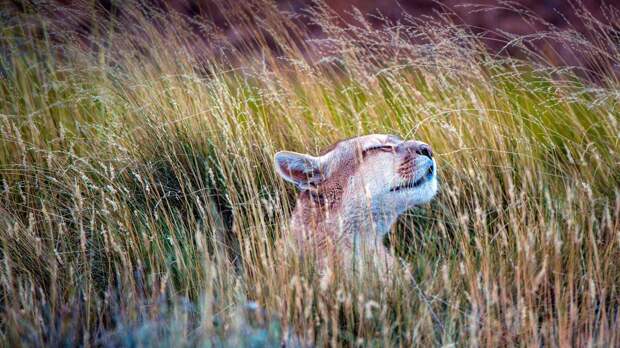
0;1;619;346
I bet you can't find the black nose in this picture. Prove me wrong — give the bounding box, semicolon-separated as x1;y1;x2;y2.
396;141;434;158
415;144;433;159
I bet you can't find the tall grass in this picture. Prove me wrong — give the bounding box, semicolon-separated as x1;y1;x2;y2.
1;1;619;346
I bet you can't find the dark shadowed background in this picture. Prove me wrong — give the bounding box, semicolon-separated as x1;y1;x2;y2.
10;0;620;72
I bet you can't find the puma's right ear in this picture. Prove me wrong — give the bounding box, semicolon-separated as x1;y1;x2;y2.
274;151;324;190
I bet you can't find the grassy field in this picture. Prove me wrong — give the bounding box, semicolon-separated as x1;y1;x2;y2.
1;2;619;346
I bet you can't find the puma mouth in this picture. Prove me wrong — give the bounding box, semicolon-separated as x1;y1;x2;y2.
389;165;435;192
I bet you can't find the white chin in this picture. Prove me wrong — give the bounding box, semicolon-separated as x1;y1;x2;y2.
398;175;439;205
419;176;439;203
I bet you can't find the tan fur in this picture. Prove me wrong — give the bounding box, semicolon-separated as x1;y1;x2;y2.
275;134;438;271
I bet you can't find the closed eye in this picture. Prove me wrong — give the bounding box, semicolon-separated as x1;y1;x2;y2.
361;145;395;156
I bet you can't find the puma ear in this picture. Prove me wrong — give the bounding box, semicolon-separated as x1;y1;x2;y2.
274;151;324;190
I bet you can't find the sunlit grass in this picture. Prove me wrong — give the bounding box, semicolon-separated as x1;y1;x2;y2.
0;1;619;346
